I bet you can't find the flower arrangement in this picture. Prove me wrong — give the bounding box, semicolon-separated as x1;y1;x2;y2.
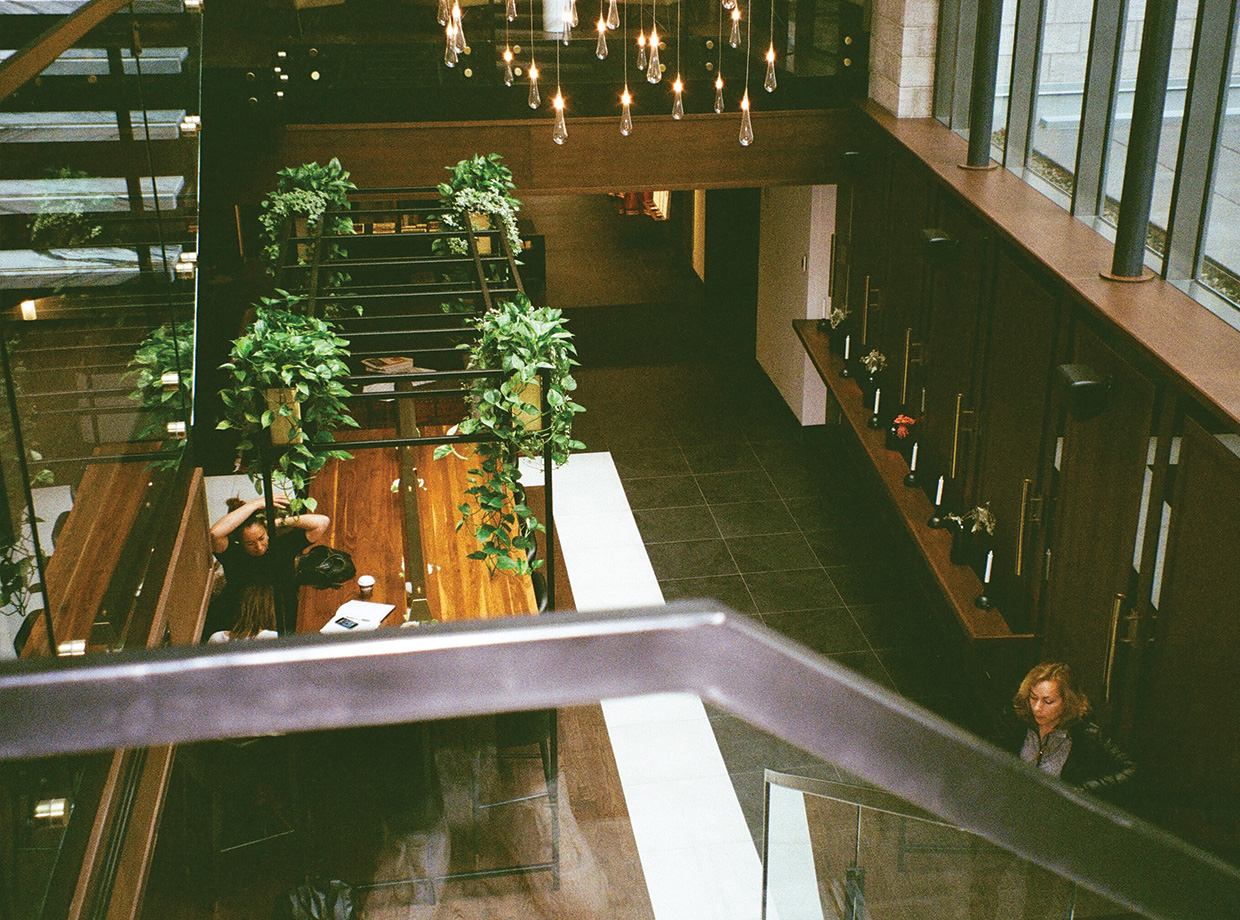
860;349;887;376
827;305;849;328
891;414;918;439
947;503;996;535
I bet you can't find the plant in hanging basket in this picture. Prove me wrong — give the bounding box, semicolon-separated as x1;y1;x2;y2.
434;295;585;577
216;298;358;513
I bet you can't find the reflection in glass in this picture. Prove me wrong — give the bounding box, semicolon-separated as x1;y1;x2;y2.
1199;7;1240;305
1027;0;1094;202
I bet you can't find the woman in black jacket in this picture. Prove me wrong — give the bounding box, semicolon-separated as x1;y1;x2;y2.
1009;661;1136;797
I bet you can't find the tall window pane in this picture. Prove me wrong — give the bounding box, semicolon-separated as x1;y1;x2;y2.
1199;15;1240;305
1028;0;1095;203
992;0;1018;162
1099;0;1197;269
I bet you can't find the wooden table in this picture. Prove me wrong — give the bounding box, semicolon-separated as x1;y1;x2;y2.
298;428;536;633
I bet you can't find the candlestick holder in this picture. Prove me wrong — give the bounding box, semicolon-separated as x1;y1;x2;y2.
928;506;944;528
867;410;881;429
904;469;917;487
974;591;994;610
839;361;851;379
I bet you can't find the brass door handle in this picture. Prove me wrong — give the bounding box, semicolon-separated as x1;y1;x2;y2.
862;274;871;345
950;396;976;480
829;233;837;299
1104;594;1141;703
901;328;912;404
1015;478;1031;577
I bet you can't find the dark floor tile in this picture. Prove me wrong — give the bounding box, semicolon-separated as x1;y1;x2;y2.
621;474;706;510
805;524;897;567
766;466;837;502
744;568;845;614
877;645;968;701
609;447;689;479
646;539;738;580
827;650;896;690
681;442;763;474
710;500;799;538
633;506;721;543
674;419;750;448
695;470;780;503
725;532;820;573
827;563;923;607
760;607;870;655
848;602;938;651
787;497;866;534
659;575;756;614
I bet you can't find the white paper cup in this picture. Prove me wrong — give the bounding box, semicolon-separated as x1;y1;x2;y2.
358;575;375;597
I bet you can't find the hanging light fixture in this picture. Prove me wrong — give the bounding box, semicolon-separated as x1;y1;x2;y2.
553;24;568;143
764;0;777;92
607;0;619;29
621;0;634;135
437;0;450;25
597;14;609;58
739;0;753;145
714;0;725;113
452;2;466;52
646;0;661;84
636;0;647;70
671;0;682;118
445;21;459;66
506;0;518;20
528;0;540;107
503;45;515;84
729;6;741;47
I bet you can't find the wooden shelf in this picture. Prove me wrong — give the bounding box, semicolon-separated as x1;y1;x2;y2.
795;320;1033;646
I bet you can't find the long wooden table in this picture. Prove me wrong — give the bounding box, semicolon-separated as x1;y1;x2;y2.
298;428;537;632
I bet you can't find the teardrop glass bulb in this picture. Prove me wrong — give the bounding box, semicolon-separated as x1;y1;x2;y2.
505;0;517;19
739;90;753;146
607;0;619;28
444;25;458;66
672;76;684;119
596;18;609;58
729;8;741;47
528;62;540;108
714;75;725;113
563;24;571;44
620;87;634;136
637;33;647;70
437;0;450;25
503;46;515;85
722;0;736;8
764;45;777;92
453;6;467;51
646;29;662;83
553;91;568;145
570;0;579;27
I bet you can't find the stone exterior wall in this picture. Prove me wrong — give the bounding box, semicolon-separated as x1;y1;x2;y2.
869;0;939;117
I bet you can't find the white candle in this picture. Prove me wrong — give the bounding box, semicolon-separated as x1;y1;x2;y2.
983;550;994;584
843;335;851;360
873;388;881;415
934;476;944;507
910;442;919;471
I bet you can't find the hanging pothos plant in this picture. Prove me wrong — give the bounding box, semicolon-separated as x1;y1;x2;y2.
217;299;358;512
436;154;523;306
434;295;584;576
128;321;194;471
258;158;358;307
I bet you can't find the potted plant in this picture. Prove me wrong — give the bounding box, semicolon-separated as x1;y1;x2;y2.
433;294;584;576
817;304;851;357
437;154;522;264
945;503;995;568
257;158;358;304
217;297;358;512
128;321;194;470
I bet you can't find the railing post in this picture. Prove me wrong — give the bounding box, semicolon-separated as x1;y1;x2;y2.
1109;0;1179;279
964;0;1003;168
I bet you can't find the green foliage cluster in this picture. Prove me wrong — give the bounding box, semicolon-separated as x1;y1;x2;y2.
128;321;194;470
437;153;520;205
27;167;105;250
217;300;358;512
434;295;584;576
258;158;358;303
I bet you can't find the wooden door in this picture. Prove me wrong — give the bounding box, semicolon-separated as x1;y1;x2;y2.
846;144;889;356
1041;324;1156;719
919;197;988;507
1139;418;1240;854
969;248;1061;632
879;155;931;409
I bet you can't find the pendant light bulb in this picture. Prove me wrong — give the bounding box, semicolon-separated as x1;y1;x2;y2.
714;75;725;113
444;24;458;66
596;17;609;58
672;76;684;119
528;61;540;108
722;0;736;8
620;86;634;136
739;89;753;146
637;32;647;70
607;0;619;29
764;44;777;92
570;0;578;26
553;91;568;144
506;0;517;19
437;0;450;25
503;46;515;85
729;7;741;47
646;27;662;83
453;5;467;52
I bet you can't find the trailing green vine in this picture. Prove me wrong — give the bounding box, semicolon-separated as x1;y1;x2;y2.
434;295;584;576
128;321;194;471
217;300;358;512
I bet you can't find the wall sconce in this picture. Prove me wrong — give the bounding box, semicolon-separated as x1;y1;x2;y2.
1056;363;1112;421
20;299;36;321
174;251;197;280
179;114;201;135
33;798;71;828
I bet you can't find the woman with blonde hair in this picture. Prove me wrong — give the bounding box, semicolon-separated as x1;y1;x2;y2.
1009;661;1135;796
208;585;278;644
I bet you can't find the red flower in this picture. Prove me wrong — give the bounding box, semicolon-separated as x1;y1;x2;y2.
893;414;917;439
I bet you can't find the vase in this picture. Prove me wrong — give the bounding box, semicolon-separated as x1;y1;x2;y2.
265;387;303;446
512;377;542;431
469;212;493;255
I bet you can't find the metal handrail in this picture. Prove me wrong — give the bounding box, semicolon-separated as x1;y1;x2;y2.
1;602;1237;920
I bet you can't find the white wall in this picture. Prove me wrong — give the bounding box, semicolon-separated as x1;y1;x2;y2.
756;185;835;426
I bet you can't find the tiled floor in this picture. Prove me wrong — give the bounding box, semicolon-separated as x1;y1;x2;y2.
538;193;997;846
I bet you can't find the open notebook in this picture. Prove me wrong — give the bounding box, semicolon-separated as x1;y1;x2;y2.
320;600;396;633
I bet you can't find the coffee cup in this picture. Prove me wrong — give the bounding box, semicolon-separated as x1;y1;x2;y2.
357;575;375;598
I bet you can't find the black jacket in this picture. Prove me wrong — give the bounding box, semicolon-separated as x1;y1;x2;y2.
1007;720;1136;798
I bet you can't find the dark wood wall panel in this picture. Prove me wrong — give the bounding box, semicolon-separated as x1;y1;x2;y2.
276;110;854;197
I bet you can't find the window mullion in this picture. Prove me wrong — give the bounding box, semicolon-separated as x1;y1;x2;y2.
1072;0;1125;218
1003;0;1044;170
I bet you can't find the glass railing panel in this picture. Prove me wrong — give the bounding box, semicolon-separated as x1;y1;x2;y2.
765;773;1138;920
